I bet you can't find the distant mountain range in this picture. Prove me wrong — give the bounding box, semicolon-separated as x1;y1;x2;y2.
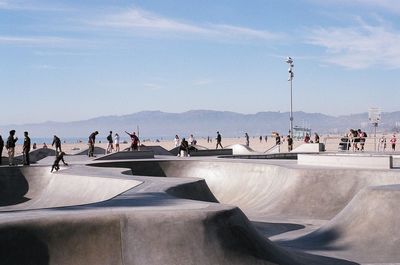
1;110;400;139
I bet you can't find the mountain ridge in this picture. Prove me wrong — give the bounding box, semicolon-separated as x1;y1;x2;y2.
1;110;399;138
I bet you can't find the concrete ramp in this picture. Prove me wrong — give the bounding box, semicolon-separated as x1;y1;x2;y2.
292;143;325;153
281;185;400;263
265;144;281;154
103;160;400;220
138;145;172;155
0;166;140;211
226;144;260;155
71;146;106;156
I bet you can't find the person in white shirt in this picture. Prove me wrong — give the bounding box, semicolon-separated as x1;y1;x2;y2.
174;135;180;147
114;133;120;152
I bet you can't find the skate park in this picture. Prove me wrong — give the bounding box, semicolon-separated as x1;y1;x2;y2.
0;142;400;265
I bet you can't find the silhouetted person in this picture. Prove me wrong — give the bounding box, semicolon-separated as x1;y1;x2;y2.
125;131;140;151
88;131;98;157
0;135;3;165
259;136;262;143
265;135;268;143
287;134;293;152
106;131;114;154
51;152;68;172
22;131;31;165
314;133;320;144
6;130;18;166
216;131;223;149
52;135;62;154
245;133;250;147
275;133;281;145
178;138;189;157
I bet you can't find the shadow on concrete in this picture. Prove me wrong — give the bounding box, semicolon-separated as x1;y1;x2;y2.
277;228;349;251
0;227;49;265
252;221;306;238
0;169;30;206
59;192;184;209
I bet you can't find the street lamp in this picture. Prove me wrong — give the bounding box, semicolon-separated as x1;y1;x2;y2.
286;56;294;139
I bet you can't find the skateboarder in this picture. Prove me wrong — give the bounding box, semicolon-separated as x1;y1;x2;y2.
51;152;68;172
22;131;31;165
52;135;62;154
125;131;140;151
88;131;98;157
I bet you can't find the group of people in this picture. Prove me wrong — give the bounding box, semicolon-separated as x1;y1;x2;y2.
339;129;368;151
0;130;67;171
175;131;224;157
378;134;397;152
88;130;140;157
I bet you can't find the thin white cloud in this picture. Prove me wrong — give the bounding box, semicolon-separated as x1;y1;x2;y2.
306;20;400;69
91;8;283;42
0;35;91;48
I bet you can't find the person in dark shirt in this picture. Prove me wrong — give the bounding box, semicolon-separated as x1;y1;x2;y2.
125;131;140;151
314;133;320;144
52;135;62;154
178;138;189;157
106;131;114;154
88;131;98;157
287;134;293;152
6;130;18;166
216;131;223;149
23;131;31;165
0;135;3;165
51;152;68;172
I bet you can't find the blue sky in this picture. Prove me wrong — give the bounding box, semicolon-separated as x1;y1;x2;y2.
1;0;400;124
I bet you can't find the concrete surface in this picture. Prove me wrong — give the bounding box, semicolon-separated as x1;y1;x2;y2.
1;152;400;264
298;153;393;169
291;143;325;153
95;150;155;160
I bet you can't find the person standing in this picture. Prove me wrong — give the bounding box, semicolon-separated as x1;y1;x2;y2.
390;134;397;151
265;135;268;143
174;135;180;147
125;131;140;151
245;133;250;147
188;134;196;145
0;135;3;165
88;131;98;157
287;134;293;152
114;133;120;152
106;131;114;154
23;131;31;165
314;133;320;144
6;130;18;166
216;131;223;149
52;135;62;154
379;135;387;152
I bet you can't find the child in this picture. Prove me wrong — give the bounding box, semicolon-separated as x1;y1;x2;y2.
51;152;69;172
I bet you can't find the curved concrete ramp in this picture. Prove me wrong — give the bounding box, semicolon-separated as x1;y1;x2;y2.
225;144;259;155
281;184;400;263
94;160;400;220
0;166;140;211
71;146;106;155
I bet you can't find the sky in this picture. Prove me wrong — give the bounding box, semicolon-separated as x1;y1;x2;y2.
1;0;400;124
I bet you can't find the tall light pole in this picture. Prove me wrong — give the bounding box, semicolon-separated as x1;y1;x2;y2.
286;57;294;139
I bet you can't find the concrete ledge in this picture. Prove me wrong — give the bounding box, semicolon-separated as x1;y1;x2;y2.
189;149;233;157
292;143;325;153
95;151;154;161
298;154;393;169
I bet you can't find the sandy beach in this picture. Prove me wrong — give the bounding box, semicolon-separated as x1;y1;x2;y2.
5;133;393;157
